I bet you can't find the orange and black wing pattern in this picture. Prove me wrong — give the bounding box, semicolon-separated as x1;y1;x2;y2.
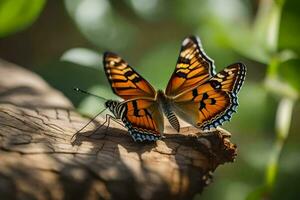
173;63;246;130
103;52;156;100
121;99;164;141
166;36;215;97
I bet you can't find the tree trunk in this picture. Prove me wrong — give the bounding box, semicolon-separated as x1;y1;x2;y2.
0;59;237;200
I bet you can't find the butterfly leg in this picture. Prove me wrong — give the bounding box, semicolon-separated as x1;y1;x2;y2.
71;107;108;141
102;114;125;134
88;113;112;136
88;114;124;137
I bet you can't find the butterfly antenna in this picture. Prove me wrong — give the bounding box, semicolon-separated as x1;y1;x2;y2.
74;87;107;101
71;107;108;142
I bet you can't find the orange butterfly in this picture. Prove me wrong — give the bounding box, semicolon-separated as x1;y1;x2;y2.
103;36;246;142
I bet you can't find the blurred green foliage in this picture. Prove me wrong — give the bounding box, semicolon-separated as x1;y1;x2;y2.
0;0;299;199
278;59;300;92
64;0;136;50
0;0;46;37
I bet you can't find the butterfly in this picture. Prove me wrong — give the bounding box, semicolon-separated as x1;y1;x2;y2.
103;36;246;142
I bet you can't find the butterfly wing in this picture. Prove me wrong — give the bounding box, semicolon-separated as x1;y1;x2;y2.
103;52;156;100
121;98;164;141
173;63;246;130
165;36;215;97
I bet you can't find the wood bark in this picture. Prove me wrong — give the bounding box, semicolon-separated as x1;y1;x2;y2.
0;59;237;200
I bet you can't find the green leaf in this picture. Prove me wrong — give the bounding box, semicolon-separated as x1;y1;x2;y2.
0;0;46;37
279;0;300;55
252;0;282;53
61;48;102;69
278;58;300;94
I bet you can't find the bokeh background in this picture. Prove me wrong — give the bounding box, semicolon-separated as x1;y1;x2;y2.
0;0;299;199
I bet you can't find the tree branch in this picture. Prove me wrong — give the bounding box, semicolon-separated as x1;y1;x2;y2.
0;59;237;200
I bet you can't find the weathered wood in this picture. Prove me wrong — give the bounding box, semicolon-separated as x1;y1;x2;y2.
0;59;237;200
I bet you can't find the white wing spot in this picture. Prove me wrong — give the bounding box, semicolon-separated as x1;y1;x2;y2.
182;38;190;46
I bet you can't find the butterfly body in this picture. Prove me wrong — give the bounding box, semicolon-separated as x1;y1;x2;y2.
103;36;246;142
156;90;180;132
105;100;124;119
